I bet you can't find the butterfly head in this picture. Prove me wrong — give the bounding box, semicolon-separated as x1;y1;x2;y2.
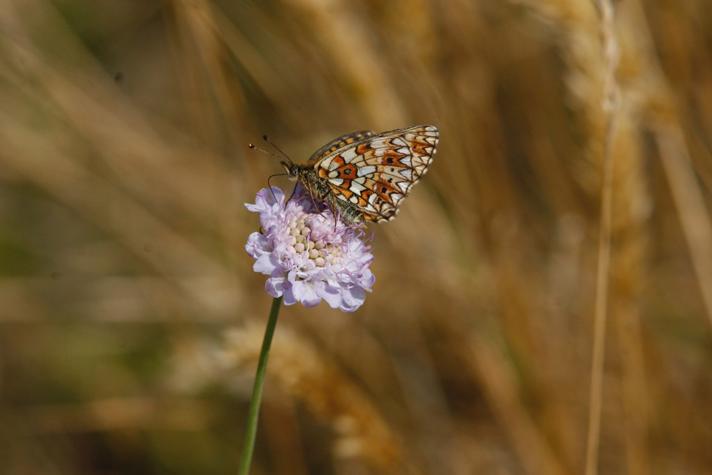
281;161;300;181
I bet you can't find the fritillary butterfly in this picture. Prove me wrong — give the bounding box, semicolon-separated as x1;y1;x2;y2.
281;125;439;224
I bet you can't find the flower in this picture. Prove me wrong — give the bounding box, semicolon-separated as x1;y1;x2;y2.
245;186;375;312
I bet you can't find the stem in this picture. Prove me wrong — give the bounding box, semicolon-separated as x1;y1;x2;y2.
238;296;283;475
585;1;619;473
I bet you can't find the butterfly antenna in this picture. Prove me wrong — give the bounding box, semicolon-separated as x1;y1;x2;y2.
247;142;282;162
262;134;293;164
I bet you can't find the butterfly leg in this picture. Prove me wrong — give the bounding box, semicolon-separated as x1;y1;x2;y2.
266;173;287;203
305;188;321;212
297;182;328;216
332;202;340;231
322;194;344;230
317;194;338;229
285;183;298;206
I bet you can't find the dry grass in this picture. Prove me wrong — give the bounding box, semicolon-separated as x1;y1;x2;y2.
1;0;711;474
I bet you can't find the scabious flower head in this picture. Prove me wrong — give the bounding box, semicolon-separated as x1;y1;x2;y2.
245;186;375;312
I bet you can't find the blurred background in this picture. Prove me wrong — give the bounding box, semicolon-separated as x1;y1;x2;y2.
1;0;711;474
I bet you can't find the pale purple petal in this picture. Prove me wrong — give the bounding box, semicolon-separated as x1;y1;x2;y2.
340;287;366;312
254;253;279;274
265;277;285;298
357;269;376;289
281;283;297;306
245;232;269;258
245;187;284;212
292;280;321;307
318;284;343;309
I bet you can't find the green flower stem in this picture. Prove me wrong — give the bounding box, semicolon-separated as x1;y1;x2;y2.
238;296;283;475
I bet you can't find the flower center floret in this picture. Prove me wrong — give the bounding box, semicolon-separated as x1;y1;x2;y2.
286;215;342;267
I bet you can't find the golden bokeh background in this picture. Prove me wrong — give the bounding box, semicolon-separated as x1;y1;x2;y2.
1;1;711;474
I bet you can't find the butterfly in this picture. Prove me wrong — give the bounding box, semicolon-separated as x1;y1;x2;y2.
279;125;439;224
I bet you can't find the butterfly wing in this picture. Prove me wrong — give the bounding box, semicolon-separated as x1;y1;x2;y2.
313;125;439;223
307;130;375;165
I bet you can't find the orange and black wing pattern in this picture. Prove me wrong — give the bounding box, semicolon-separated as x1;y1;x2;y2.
312;125;438;222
